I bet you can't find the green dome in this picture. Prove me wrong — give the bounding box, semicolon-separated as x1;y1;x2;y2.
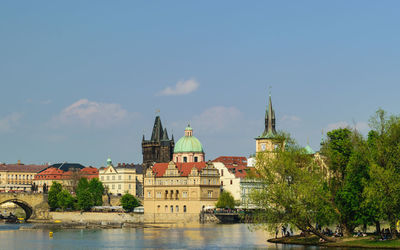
174;135;203;153
107;158;112;166
304;145;315;155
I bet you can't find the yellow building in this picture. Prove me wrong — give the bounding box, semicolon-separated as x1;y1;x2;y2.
99;158;144;197
0;162;48;192
144;161;220;222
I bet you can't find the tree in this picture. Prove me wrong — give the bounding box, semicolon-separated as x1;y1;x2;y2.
57;189;75;210
76;178;89;196
77;189;94;211
120;193;140;212
216;191;235;209
48;182;62;210
251;134;336;242
88;178;104;206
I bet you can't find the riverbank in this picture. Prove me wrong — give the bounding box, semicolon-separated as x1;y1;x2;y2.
268;235;400;249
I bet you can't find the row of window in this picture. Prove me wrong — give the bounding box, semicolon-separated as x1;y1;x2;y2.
147;190;213;198
157;205;187;213
5;174;34;180
147;178;218;186
100;175;133;181
105;183;132;190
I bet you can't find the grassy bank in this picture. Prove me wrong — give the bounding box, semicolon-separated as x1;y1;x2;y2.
269;235;400;249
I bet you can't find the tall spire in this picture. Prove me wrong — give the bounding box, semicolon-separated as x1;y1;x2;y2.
263;91;276;137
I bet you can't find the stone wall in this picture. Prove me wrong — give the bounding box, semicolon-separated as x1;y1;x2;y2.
49;212;143;223
144;213;201;224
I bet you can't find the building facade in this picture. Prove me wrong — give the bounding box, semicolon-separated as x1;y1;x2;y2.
0;162;48;192
142;116;175;168
99;158;143;197
144;161;220;222
173;125;205;163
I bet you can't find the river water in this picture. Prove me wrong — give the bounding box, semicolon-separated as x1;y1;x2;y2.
0;223;324;249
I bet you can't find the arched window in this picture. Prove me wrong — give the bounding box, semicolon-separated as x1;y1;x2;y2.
170;205;174;213
176;205;179;212
194;157;198;162
165;205;168;212
183;205;187;213
183;157;187;162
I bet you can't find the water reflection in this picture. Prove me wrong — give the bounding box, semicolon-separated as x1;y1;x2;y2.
0;223;334;249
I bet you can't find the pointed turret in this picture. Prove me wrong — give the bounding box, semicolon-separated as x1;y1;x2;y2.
260;93;277;138
162;128;169;141
150;116;163;142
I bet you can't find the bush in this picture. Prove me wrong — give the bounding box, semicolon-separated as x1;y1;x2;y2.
120;193;140;212
216;191;235;209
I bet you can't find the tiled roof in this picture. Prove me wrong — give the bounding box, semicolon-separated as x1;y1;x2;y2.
212;156;247;167
34;167;99;180
115;163;144;174
152;162;207;177
0;164;48;173
213;156;250;179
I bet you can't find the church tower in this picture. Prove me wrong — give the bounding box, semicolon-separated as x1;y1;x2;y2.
142;116;175;168
255;93;283;153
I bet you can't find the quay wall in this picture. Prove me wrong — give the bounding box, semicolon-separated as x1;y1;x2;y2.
49;212;143;223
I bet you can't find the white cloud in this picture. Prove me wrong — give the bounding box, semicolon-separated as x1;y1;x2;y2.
0;113;22;133
157;78;199;96
281;115;301;122
51;99;129;128
191;106;242;132
326;121;369;133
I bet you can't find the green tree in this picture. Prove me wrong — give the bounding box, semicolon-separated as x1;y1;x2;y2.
88;178;104;206
216;191;235;209
76;177;89;196
48;182;62;210
251;134;336;241
120;193;140;212
77;189;94;211
57;189;75;210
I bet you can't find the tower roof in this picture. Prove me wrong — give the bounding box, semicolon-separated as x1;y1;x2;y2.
257;93;277;139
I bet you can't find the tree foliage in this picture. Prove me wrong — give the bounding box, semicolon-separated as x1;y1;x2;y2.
48;182;63;211
251;135;335;241
216;191;235;209
57;189;75;210
120;193;140;212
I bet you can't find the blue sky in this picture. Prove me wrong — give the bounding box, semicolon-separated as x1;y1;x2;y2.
0;1;399;167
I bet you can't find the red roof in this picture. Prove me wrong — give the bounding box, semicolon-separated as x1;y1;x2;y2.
152;162;207;177
34;167;99;180
213;156;250;179
0;164;48;173
212;156;247;167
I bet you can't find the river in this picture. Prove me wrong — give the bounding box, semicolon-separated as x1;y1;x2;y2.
0;223;325;249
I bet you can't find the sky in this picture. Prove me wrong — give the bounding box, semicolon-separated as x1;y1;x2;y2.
0;1;399;167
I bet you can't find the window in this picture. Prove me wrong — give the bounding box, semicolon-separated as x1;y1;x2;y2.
118;184;121;189
230;180;233;185
129;184;131;189
165;205;168;212
208;191;213;198
147;191;151;198
112;184;115;189
183;205;187;213
194;157;198;162
112;176;115;180
221;169;224;176
170;205;173;213
101;176;104;180
182;191;188;198
118;176;121;180
156;192;161;198
129;175;131;180
183;157;187;162
176;205;179;212
107;176;110;180
157;205;160;212
221;181;223;185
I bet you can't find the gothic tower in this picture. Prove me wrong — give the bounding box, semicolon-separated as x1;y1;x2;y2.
142;116;175;168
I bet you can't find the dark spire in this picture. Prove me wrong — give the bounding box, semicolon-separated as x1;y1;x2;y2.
263;93;277;136
171;134;174;142
162;128;169;141
142;135;145;142
150;116;163;142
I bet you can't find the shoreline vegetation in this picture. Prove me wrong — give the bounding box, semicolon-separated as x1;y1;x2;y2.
268;235;400;249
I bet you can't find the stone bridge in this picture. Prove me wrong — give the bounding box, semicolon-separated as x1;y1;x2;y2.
0;193;50;220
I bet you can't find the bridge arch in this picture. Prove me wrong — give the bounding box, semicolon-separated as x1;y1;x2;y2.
0;199;33;220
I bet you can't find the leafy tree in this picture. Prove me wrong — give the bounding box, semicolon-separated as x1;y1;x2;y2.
88;178;104;206
48;182;62;210
120;193;140;212
57;189;75;210
76;178;89;196
216;191;235;209
77;189;94;211
251;134;336;242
